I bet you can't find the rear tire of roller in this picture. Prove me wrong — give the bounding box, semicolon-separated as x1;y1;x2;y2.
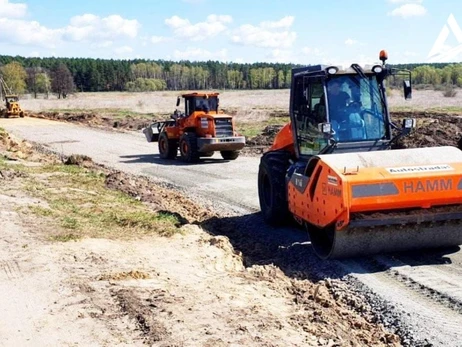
258;151;291;226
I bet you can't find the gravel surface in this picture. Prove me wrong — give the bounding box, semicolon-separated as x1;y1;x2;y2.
2;117;462;346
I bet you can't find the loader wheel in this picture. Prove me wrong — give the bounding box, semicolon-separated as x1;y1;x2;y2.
258;151;291;225
221;150;239;160
158;132;177;159
19;112;24;118
200;151;214;157
179;133;200;163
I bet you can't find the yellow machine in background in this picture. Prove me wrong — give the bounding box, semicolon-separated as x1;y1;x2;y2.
0;77;25;118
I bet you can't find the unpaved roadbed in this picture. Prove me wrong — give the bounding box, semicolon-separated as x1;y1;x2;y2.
0;130;403;346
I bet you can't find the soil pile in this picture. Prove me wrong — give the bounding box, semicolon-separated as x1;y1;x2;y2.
391;112;462;149
28;111;158;131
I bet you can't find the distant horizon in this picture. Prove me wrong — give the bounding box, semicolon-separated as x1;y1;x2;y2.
1;53;461;67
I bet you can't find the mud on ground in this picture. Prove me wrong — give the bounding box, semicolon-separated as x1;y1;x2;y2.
391;111;462;149
244;112;462;155
29;110;462;154
28;111;164;131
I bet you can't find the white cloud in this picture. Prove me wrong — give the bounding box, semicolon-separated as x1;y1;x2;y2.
389;3;427;18
173;47;228;61
63;14;140;42
345;38;358;45
0;0;27;19
261;16;294;29
165;14;232;41
151;35;170;44
0;13;140;49
0;18;60;48
231;16;296;49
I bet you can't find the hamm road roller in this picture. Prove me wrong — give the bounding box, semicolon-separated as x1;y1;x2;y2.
258;51;462;259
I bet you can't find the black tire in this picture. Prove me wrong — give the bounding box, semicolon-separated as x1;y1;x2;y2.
258;151;291;226
19;112;24;118
200;151;214;157
158;132;177;159
220;150;240;160
179;133;200;163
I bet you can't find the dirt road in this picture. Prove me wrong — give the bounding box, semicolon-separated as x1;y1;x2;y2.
1;118;258;214
2;117;462;346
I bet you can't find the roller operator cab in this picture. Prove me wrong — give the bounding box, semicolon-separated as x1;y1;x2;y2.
143;92;246;163
258;50;462;259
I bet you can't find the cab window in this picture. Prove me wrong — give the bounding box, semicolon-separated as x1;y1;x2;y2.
292;76;328;156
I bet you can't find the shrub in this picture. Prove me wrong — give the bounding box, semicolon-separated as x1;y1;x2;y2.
442;85;458;98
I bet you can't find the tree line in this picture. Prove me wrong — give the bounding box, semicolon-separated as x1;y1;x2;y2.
0;55;296;96
1;55;461;97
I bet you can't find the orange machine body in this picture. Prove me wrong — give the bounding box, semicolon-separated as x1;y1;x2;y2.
287;146;462;231
269;123;295;154
144;92;246;161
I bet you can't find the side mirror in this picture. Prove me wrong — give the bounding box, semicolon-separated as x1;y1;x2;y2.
176;96;181;107
403;80;412;100
401;118;416;135
318;122;332;135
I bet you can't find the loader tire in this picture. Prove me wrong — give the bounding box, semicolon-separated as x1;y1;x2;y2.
179;133;200;163
220;150;239;160
200;151;214;157
258;150;291;226
158;132;177;159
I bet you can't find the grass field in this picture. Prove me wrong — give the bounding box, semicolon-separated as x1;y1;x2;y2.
20;88;462;116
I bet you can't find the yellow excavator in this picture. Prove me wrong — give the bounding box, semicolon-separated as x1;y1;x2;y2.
0;77;25;118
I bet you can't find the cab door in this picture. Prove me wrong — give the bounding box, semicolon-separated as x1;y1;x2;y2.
291;76;328;157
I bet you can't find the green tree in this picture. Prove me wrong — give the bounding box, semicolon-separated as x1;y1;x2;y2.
36;73;51;97
51;63;75;98
0;61;27;94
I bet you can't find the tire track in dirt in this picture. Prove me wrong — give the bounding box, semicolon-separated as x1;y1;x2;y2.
0;260;22;280
339;258;462;346
372;255;462;314
112;288;170;345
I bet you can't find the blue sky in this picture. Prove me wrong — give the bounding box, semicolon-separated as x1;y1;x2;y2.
1;0;462;64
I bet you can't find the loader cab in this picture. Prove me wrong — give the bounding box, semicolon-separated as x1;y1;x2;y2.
180;93;219;117
290;64;408;158
5;95;19;107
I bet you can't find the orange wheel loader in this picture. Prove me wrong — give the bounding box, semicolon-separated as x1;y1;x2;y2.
258;51;462;259
143;92;245;163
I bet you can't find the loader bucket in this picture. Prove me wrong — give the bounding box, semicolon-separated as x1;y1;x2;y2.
143;124;159;142
294;146;462;259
